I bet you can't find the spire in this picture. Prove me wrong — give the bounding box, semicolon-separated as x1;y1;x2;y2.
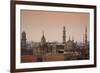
85;26;87;40
63;26;66;44
41;31;46;45
83;25;87;49
85;25;87;48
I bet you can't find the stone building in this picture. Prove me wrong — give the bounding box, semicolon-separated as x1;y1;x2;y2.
21;25;89;62
21;31;28;55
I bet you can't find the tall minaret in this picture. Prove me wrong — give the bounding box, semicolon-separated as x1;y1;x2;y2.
85;26;87;48
63;26;66;44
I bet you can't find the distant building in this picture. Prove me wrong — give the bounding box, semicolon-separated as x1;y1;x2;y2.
21;32;27;49
21;25;89;62
81;26;89;59
21;31;32;55
21;32;28;55
56;44;64;53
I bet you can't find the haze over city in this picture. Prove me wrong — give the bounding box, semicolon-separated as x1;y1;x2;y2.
21;10;89;42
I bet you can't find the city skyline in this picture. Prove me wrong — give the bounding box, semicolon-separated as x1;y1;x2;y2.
21;10;89;42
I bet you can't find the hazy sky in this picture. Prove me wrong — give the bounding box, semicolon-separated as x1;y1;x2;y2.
21;10;89;42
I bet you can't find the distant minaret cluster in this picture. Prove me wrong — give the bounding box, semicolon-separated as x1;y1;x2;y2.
21;25;89;62
62;26;74;44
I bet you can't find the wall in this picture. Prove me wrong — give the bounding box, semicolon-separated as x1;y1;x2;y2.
0;0;100;73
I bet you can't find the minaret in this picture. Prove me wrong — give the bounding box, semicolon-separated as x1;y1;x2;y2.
41;32;46;45
85;26;87;48
63;26;66;44
21;31;27;49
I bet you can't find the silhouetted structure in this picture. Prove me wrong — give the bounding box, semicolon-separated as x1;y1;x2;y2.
21;32;31;55
21;25;89;62
63;26;66;44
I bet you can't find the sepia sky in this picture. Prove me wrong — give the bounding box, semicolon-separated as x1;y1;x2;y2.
21;10;89;43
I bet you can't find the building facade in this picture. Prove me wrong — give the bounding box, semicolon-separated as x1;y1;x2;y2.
21;25;89;62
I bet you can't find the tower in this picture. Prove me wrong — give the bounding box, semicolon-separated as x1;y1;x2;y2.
82;26;88;59
85;26;87;48
21;31;28;55
41;32;46;45
21;31;27;49
40;32;47;59
83;26;87;48
63;26;66;44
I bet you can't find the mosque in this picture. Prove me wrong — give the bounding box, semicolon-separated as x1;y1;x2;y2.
21;25;89;62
